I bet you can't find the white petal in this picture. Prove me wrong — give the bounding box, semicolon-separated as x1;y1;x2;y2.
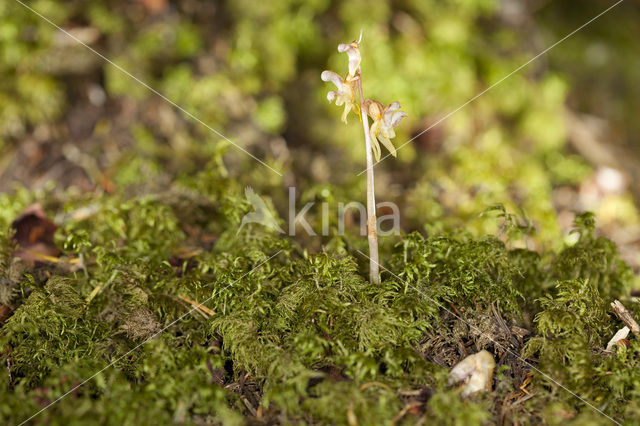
381;126;396;139
339;83;354;103
341;103;352;124
347;49;361;76
321;70;344;89
377;133;396;157
369;122;381;161
327;91;337;103
386;101;401;113
383;102;402;126
390;111;407;128
337;44;361;77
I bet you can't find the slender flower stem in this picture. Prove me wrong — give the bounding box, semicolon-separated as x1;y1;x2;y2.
356;73;379;284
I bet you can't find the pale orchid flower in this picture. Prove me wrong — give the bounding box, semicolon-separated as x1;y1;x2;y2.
337;40;361;78
321;70;358;124
364;99;407;161
320;31;406;285
321;33;364;123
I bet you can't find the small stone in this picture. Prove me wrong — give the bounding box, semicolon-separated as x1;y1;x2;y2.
448;350;496;397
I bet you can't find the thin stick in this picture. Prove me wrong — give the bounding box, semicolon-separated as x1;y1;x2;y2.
356;74;379;284
611;300;640;336
179;295;215;318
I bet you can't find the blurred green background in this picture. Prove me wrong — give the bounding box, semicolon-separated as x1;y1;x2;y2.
1;0;639;264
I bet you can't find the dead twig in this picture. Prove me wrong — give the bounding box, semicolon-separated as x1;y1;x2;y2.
179;295;215;318
397;389;423;397
359;381;392;392
391;401;423;424
512;392;537;407
611;300;639;336
491;303;519;347
240;396;257;417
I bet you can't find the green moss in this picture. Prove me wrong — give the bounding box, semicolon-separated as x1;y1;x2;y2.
1;177;636;424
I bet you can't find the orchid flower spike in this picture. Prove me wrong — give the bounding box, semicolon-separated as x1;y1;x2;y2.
363;99;407;161
321;70;358;124
337;37;362;78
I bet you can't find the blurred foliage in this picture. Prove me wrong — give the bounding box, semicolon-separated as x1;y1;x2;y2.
1;0;637;254
541;1;640;156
